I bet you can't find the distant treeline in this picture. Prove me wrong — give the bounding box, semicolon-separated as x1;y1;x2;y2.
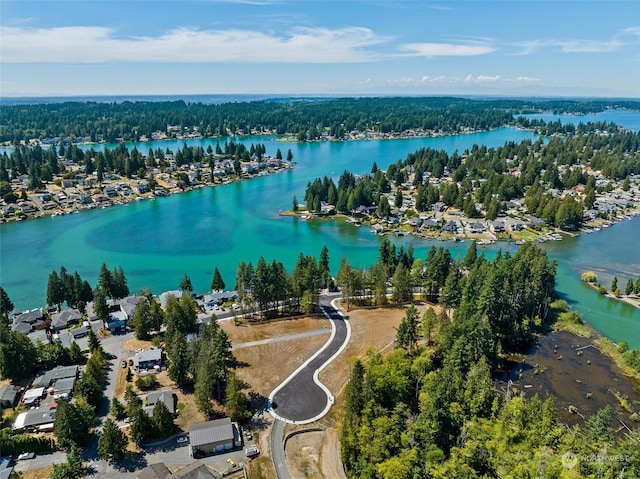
2;96;639;143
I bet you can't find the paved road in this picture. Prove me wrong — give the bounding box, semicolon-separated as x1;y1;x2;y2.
270;419;290;479
270;295;348;423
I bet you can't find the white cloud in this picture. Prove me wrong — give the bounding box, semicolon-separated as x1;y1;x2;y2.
464;74;500;83
401;42;494;57
515;76;540;82
556;39;621;53
515;26;640;55
0;25;387;63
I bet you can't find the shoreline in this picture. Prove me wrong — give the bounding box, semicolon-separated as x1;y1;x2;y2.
583;280;640;310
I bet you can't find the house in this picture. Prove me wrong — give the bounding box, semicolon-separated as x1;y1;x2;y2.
136;462;171;479
12;406;56;433
12;309;45;334
22;387;45;407
137;182;150;194
143;390;175;415
71;324;90;339
466;222;485;234
135;348;163;370
51;308;82;331
0;456;14;479
32;366;78;389
420;219;439;231
51;377;76;399
136;461;216;479
106;310;127;332
118;296;147;319
489;221;506;233
158;290;182;308
2;205;17;216
189;417;239;456
203;290;238;307
442;220;458;233
0;384;20;408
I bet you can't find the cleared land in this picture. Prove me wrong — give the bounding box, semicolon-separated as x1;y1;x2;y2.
222;302;438;479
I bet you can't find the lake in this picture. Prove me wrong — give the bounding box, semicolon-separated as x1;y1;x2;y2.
1;111;639;346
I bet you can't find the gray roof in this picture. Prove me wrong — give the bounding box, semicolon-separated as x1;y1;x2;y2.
13;407;56;430
144;390;175;415
32;366;78;388
119;296;147;319
135;348;162;366
71;325;90;338
51;309;82;329
173;461;216;479
52;377;76;394
0;385;20;406
136;462;171;479
189;417;234;447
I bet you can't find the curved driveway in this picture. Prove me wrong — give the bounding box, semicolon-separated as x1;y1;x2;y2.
268;296;349;424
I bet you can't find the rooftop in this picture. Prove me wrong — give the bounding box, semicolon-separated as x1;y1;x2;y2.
188;417;234;448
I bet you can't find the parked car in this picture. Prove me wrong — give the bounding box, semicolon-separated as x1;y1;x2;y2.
128;359;133;366
245;446;260;458
227;459;236;467
121;360;127;368
18;452;36;460
177;437;188;444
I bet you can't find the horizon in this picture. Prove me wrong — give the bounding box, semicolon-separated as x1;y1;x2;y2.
1;1;639;98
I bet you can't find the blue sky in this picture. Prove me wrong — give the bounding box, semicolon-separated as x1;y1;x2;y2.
1;1;639;98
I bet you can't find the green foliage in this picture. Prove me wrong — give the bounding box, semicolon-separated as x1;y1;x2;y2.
0;432;55;455
580;271;597;282
211;267;225;291
49;444;84;479
110;398;127;420
53;398;94;450
151;400;176;438
0;323;38;380
97;418;128;461
135;374;159;391
224;372;252;422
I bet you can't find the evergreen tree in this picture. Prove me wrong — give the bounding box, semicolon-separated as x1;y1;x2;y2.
47;270;65;308
0;286;14;322
225;372;252;422
167;332;190;384
54;398;93;450
98;263;114;298
211;267;225;291
611;276;618;292
50;444;84;479
179;273;193;292
626;277;635;296
396;304;420;353
0;325;38;380
151;400;175;438
391;262;411;303
92;286;109;323
98;418;128;461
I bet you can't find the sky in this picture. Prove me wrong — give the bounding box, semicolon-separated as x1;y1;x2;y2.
1;0;639;98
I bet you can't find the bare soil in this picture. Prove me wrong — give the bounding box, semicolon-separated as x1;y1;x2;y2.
223;303;437;478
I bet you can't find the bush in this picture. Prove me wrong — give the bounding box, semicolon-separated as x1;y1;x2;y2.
581;271;598;282
598;285;608;295
135;374;158;391
0;433;55;455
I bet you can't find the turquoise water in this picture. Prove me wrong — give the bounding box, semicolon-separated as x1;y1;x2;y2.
1;119;639;346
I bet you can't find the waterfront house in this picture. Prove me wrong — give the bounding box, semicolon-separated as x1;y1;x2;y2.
106;310;127;332
118;295;147;320
12;309;45;334
51;308;82;331
158;290;182;308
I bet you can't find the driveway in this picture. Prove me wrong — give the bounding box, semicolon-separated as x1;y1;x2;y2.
269;296;349;424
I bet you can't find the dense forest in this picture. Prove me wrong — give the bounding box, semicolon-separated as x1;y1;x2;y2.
339;242;640;478
2;97;639;144
303;124;640;229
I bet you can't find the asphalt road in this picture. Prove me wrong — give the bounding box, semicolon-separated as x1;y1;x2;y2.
270;419;290;479
270;296;348;423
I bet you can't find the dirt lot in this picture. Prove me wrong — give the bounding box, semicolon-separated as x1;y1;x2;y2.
223;303;438;479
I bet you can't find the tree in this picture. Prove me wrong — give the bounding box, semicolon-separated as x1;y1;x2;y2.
337;257;356;311
92;286;109;323
0;286;14;322
286;149;293;162
87;329;101;353
47;270;65;308
151;400;175;438
0;325;38;380
179;273;193;292
396;304;420;353
611;276;618;292
292;195;298;212
68;341;84;364
98;418;128;461
211;267;225;291
50;444;84;479
225;372;252;422
391;263;411;303
626;277;634;296
54;398;93;450
110;398;127;420
167;332;190;384
394;190;403;208
131;298;154;340
98;263;114;298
